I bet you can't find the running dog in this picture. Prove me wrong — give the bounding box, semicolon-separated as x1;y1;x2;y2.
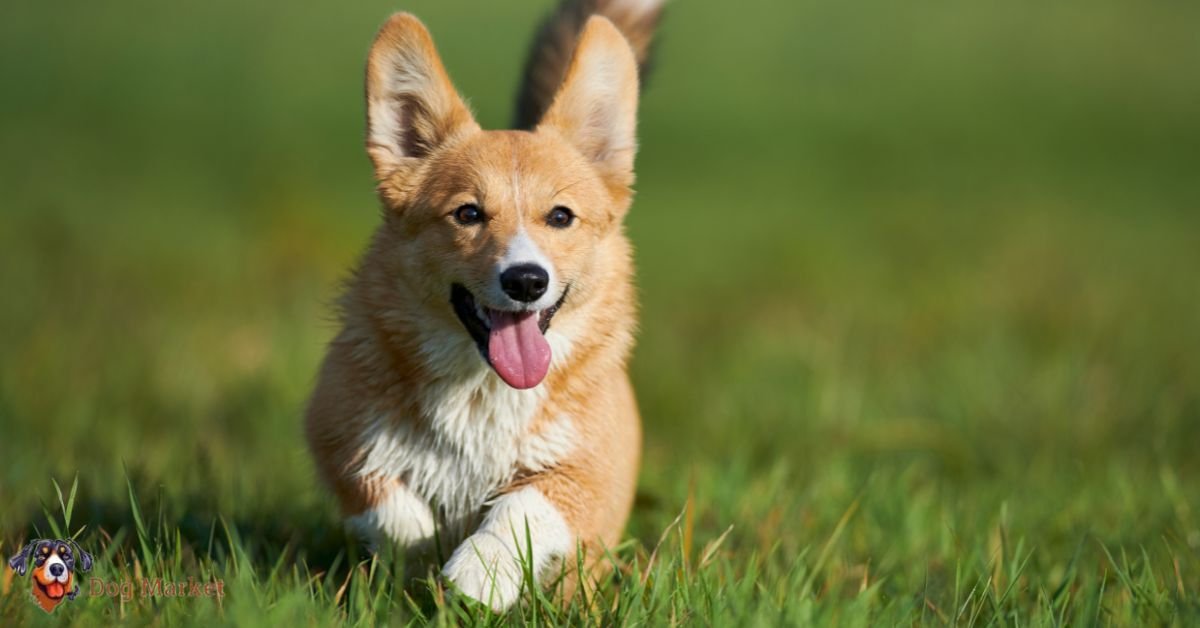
305;0;662;611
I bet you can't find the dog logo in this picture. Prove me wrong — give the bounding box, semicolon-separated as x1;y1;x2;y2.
8;538;94;613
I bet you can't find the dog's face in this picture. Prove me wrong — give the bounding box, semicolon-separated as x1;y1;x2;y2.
379;130;622;389
362;14;639;389
8;538;93;613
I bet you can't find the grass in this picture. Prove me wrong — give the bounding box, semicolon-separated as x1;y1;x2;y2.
2;0;1199;624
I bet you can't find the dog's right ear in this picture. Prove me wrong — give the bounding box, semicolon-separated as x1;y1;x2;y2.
8;540;39;576
365;13;480;182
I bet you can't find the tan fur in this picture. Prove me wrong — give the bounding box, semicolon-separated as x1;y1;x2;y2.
515;0;664;129
306;5;659;608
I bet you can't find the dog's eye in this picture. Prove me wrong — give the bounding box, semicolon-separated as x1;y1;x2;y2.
452;204;484;226
546;206;575;228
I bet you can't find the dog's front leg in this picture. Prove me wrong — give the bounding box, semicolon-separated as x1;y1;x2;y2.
442;483;575;611
343;479;437;552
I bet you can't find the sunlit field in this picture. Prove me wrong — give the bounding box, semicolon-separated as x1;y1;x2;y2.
2;0;1198;624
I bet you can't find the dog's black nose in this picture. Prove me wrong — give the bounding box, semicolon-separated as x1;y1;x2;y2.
49;563;64;576
500;264;549;303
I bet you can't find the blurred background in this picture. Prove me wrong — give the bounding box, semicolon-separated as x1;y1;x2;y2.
1;0;1198;620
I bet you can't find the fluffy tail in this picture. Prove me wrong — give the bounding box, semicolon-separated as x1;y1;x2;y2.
513;0;665;129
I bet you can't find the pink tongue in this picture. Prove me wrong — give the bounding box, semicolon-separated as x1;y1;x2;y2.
487;310;551;389
47;582;64;598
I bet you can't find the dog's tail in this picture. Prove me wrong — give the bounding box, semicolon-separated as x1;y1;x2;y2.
513;0;665;129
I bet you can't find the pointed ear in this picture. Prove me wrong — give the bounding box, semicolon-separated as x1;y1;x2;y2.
365;13;479;180
537;16;640;190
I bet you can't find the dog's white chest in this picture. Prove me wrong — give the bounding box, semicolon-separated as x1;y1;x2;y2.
357;367;545;533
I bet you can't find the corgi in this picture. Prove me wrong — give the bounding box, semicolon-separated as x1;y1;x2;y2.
305;0;663;611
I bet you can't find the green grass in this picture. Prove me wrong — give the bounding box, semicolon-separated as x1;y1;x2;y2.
2;0;1199;624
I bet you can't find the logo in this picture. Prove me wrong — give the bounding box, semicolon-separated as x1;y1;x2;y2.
8;538;94;614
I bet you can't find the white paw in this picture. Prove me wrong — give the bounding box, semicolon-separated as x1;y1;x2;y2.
441;487;575;612
442;531;525;612
345;485;436;549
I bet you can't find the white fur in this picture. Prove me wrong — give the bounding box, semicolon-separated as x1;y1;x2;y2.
346;483;436;548
491;227;561;312
610;0;665;14
545;328;574;366
442;486;574;611
356;371;543;541
354;323;575;546
43;553;69;584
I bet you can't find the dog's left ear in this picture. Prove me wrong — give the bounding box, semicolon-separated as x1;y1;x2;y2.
70;541;93;572
8;540;39;576
538;16;641;195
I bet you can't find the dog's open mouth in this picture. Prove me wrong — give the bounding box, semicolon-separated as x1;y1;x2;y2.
451;284;567;389
37;580;66;599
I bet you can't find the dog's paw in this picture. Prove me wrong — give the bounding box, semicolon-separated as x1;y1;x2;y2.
345;484;436;550
442;531;524;612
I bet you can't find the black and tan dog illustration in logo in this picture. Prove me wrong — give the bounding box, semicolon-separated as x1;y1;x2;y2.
8;538;93;613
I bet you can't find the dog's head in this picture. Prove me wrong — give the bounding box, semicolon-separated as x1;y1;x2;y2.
360;14;639;390
9;538;93;613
